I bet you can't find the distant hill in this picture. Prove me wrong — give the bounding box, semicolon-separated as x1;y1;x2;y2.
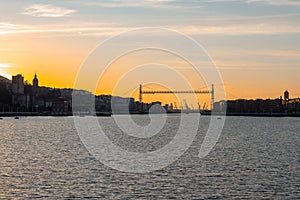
0;75;11;84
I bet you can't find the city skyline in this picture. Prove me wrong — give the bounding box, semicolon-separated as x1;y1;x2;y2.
1;72;299;116
1;72;298;101
0;0;300;104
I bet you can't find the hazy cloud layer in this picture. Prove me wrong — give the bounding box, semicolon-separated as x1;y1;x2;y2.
23;4;76;17
205;0;300;6
1;18;300;36
246;0;300;6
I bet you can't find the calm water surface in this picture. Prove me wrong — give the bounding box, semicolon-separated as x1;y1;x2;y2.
0;116;299;199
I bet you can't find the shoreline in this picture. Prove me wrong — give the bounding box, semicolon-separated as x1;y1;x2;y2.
0;112;299;117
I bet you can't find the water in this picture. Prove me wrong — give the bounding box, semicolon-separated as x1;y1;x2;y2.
0;116;299;199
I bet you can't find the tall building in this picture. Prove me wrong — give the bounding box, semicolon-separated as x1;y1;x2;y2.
32;73;40;110
32;73;39;88
12;74;24;94
284;90;289;101
11;74;28;108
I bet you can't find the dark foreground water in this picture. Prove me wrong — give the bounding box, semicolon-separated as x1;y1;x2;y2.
0;116;299;199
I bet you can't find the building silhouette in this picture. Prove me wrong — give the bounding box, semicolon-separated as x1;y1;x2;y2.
214;90;300;115
33;73;38;88
1;73;299;115
284;90;289;102
31;73;39;111
11;74;29;109
12;74;24;95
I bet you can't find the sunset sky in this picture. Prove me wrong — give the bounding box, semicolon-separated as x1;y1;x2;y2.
1;0;300;106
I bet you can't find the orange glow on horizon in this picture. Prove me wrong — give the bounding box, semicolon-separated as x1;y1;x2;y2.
1;30;299;105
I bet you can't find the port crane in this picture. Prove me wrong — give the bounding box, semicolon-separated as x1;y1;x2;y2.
139;84;215;110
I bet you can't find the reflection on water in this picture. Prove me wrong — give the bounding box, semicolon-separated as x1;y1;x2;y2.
0;116;299;198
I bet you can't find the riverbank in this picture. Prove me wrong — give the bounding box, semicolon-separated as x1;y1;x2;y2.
0;112;111;117
0;111;299;117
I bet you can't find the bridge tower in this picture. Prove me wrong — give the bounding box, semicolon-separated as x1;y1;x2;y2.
211;84;215;110
139;84;143;103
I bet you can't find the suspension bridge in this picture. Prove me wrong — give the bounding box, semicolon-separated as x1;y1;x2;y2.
138;84;215;110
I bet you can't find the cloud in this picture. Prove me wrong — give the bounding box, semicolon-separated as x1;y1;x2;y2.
1;22;300;37
1;12;300;37
23;4;76;17
0;22;17;29
80;0;197;10
1;22;299;37
0;64;12;79
204;0;300;6
0;64;10;68
246;0;300;6
178;23;300;35
0;21;133;38
251;50;300;58
211;48;300;59
213;59;300;71
0;23;129;36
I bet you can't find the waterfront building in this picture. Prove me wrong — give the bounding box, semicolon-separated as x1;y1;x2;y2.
111;96;135;113
52;97;69;113
214;98;284;114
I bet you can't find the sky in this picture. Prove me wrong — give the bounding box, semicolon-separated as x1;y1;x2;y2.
0;0;300;106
